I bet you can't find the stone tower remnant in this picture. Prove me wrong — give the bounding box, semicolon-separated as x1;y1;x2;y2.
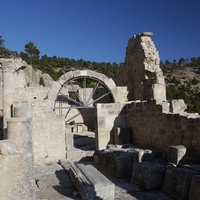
116;32;166;103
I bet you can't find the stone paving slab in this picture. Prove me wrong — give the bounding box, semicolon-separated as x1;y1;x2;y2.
35;162;81;200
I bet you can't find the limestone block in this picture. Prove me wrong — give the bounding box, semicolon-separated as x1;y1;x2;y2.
98;149;139;178
131;161;165;189
32;114;65;165
6;118;33;154
170;99;187;113
114;127;131;145
0;142;31;200
0;139;35;200
65;132;74;150
152;83;166;102
160;101;170;113
69;163;115;200
12;101;33;118
58;71;73;85
189;175;200;200
46;81;61;100
167;145;186;165
112;86;128;102
162;166;198;200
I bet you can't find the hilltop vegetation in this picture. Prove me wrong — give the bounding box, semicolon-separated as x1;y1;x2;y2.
1;36;200;114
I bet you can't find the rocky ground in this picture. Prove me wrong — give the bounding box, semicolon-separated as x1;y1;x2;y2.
35;131;175;200
35;161;175;200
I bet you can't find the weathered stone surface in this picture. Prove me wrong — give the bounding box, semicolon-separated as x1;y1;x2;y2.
46;81;61;100
115;32;166;102
131;161;166;189
69;163;115;200
0;139;35;200
95;102;128;150
189;175;200;200
35;162;80;200
23;65;53;87
162;166;199;200
98;148;139;178
65;132;74;150
0;58;27;72
189;174;200;200
170;99;187;113
167;145;186;165
114;127;131;145
12;101;33;118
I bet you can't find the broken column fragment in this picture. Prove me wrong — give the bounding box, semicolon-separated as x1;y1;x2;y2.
0;58;27;137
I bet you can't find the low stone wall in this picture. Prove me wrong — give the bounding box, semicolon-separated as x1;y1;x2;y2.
126;100;200;163
31;100;65;165
12;100;66;166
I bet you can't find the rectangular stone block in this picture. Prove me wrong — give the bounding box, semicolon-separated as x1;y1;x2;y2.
189;175;200;200
98;149;139;178
131;161;165;189
65;132;74;150
162;166;198;200
69;163;115;200
167;145;186;165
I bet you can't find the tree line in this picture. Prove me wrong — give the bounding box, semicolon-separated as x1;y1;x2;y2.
1;36;200;114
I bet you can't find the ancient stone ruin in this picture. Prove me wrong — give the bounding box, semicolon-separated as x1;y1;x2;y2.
0;32;200;200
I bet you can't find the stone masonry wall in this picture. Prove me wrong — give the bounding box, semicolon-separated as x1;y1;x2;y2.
31;100;66;166
116;32;166;103
126;100;200;164
95;102;130;150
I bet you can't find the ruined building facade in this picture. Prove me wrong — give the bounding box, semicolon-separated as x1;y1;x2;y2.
0;32;200;199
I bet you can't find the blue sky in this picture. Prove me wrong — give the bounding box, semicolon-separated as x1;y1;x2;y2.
1;0;200;63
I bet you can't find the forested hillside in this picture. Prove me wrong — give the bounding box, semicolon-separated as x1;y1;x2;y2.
1;36;200;114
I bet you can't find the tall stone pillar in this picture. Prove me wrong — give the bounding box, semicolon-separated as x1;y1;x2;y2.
0;58;27;138
6;117;35;200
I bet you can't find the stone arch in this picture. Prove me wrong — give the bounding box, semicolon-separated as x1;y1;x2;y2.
47;70;118;131
47;69;117;103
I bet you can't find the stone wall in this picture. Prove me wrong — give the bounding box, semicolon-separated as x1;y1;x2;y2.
12;100;66;166
94;102;130;150
126;100;200;163
23;65;53;87
28;100;65;166
116;32;166;103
